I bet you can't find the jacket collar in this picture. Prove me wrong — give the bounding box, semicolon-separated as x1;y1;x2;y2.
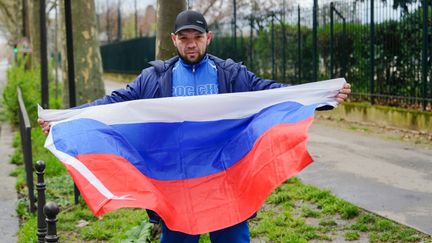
149;54;242;96
149;54;238;73
177;55;209;70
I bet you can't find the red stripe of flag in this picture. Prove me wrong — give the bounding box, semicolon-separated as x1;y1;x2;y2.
65;117;314;234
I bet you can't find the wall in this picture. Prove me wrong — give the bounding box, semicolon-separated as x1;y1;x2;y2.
324;102;432;133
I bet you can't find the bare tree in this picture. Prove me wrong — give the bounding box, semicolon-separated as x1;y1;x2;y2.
28;0;42;66
0;0;21;45
60;0;104;106
155;0;186;60
191;0;290;26
140;5;157;36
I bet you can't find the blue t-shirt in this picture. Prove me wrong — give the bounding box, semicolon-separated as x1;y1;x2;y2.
172;55;218;97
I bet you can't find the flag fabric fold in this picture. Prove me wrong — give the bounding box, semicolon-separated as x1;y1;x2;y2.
39;78;346;234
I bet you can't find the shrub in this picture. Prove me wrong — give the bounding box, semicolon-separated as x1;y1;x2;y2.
2;58;40;125
2;56;61;126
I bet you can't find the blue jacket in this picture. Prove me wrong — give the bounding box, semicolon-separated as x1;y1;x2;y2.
81;54;284;107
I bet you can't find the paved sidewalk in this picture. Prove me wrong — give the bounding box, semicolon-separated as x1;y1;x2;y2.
0;60;18;242
0;123;18;242
300;123;432;235
104;79;126;94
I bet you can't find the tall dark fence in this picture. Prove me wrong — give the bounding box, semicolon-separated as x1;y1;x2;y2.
239;0;431;109
100;37;156;74
100;0;431;110
317;0;431;109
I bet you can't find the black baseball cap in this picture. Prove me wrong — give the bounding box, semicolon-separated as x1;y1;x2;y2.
174;10;208;34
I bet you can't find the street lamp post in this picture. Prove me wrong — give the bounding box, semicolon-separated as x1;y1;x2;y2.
64;0;80;204
39;0;49;108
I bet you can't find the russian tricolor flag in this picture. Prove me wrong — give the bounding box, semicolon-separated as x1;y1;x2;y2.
39;78;346;234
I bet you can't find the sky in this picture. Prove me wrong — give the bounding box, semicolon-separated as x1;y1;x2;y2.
95;0;156;14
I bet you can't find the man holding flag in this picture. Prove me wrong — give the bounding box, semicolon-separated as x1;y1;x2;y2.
39;10;351;243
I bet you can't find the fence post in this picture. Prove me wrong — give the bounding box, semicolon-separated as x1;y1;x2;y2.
297;5;301;83
421;0;429;110
342;18;347;78
271;12;275;80
330;3;347;79
239;28;244;62
282;0;286;83
330;2;334;79
64;0;81;204
313;0;318;82
282;21;287;83
40;0;49;108
17;87;36;213
64;0;76;108
232;0;237;59
35;160;47;243
249;17;254;71
44;202;60;243
370;0;375;104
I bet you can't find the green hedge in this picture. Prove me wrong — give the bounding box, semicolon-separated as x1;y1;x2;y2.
2;58;40;126
2;57;62;126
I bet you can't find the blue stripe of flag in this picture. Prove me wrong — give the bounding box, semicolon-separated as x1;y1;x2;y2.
52;101;317;180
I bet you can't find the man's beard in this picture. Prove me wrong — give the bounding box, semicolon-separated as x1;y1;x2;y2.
178;51;207;65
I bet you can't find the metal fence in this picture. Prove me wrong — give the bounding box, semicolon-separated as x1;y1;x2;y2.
17;87;36;213
216;0;432;110
100;37;156;74
100;0;431;110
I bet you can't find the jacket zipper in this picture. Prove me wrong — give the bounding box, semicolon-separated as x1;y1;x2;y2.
192;65;196;95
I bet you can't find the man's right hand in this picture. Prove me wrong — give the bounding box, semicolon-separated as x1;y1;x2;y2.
37;118;51;135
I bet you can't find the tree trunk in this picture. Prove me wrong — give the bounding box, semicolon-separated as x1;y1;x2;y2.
21;0;29;38
0;0;20;44
155;0;186;60
60;0;105;107
28;0;40;66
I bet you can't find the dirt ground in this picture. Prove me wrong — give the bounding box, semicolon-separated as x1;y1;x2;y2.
315;113;432;150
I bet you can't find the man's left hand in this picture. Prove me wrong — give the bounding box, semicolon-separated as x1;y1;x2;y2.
336;83;351;104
